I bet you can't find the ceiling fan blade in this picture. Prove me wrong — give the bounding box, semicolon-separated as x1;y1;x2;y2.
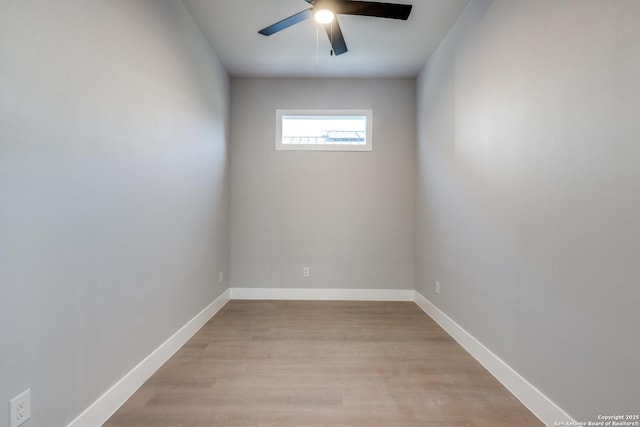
335;1;412;20
258;8;312;36
324;17;348;56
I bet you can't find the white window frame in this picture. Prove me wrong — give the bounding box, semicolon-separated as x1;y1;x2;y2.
275;109;373;152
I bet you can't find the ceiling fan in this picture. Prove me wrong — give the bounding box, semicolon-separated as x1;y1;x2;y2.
258;0;413;56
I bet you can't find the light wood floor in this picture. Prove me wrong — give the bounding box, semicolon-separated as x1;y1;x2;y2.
104;300;543;427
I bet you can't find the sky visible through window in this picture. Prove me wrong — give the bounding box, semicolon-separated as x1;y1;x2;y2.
282;115;366;145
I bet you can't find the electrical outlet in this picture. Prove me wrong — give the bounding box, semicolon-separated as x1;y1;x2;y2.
9;389;31;427
219;271;223;283
302;267;310;278
435;281;441;295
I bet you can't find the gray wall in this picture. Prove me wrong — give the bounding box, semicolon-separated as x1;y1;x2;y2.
416;0;640;421
0;1;229;426
230;78;415;291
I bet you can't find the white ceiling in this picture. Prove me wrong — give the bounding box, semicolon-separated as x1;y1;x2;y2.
182;0;469;78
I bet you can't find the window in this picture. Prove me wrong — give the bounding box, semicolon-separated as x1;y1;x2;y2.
276;109;373;151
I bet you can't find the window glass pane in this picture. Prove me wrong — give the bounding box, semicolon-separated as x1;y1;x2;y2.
276;109;372;151
282;116;367;145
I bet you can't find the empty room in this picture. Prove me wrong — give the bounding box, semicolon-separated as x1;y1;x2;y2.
1;1;638;426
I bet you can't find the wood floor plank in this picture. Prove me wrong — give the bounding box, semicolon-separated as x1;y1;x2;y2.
104;300;543;427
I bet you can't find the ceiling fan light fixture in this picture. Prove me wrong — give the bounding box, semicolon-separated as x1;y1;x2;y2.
314;9;335;24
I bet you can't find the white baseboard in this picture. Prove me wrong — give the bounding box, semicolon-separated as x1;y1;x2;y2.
229;287;414;301
66;289;231;427
66;287;573;427
413;291;574;427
